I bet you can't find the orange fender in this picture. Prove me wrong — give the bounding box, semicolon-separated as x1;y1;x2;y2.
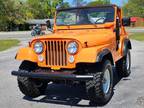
76;47;99;63
16;47;38;62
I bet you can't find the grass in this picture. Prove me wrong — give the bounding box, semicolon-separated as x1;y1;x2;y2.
130;33;144;41
0;39;20;52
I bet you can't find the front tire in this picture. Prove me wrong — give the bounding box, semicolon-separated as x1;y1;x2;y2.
17;61;48;98
18;76;48;98
86;60;113;105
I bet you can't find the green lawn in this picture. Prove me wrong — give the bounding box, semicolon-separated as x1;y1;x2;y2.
130;33;144;41
0;39;20;52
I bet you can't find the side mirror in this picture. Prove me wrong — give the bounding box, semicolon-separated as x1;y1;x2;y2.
122;17;131;26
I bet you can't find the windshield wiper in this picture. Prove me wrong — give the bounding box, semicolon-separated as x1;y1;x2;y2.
94;17;106;24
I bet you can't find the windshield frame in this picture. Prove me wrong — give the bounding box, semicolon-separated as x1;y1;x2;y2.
56;6;115;26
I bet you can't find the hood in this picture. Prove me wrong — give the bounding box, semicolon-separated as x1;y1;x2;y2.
33;29;114;47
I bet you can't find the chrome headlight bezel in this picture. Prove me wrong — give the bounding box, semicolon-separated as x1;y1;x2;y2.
34;41;44;54
67;41;78;55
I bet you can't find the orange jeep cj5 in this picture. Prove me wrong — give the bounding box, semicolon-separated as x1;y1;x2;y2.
12;4;132;105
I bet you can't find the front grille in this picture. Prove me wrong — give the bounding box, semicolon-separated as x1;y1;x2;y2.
45;40;67;66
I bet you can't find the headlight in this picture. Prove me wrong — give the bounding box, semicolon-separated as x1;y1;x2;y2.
34;41;44;54
67;42;78;54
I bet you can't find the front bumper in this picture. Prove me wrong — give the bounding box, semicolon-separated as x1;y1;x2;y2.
11;71;94;81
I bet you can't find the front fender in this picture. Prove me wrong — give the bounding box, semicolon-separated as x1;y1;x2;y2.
16;47;38;62
76;43;113;64
123;39;132;56
76;47;100;63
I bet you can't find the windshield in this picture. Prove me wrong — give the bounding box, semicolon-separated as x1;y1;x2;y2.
56;7;115;26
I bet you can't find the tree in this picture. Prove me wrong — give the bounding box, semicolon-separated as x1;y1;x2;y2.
27;0;63;19
59;2;70;8
0;1;7;30
0;0;63;31
0;0;32;31
123;0;144;17
0;0;112;31
87;0;110;6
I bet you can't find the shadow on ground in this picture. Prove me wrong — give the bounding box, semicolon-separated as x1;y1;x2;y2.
23;69;128;107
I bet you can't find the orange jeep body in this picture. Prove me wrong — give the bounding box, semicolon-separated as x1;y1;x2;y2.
12;4;132;105
16;5;131;70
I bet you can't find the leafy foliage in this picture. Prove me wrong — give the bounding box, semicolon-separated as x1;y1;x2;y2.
0;0;116;31
0;0;63;31
0;0;30;31
123;0;144;17
87;0;110;6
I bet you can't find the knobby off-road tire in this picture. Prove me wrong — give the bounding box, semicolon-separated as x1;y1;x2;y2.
17;61;48;98
116;49;131;77
86;60;114;105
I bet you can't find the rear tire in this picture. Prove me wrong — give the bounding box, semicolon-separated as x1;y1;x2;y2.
116;50;131;77
17;61;48;98
86;60;113;105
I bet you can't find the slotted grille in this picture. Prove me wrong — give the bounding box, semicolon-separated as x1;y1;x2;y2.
45;40;67;66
